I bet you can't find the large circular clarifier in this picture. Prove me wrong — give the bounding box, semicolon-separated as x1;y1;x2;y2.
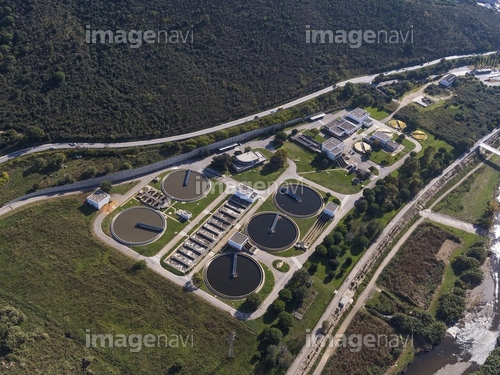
274;183;323;218
205;253;264;299
161;169;210;202
246;212;299;252
111;206;166;246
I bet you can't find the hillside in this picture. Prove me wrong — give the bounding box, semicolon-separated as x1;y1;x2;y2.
0;0;500;144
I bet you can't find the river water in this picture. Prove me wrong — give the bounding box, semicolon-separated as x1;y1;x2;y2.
403;196;500;375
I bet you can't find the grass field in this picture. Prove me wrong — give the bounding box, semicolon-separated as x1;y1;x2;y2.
434;157;500;223
281;141;320;173
0;198;258;374
415;132;454;157
299;169;362;195
369;138;416;166
231;150;288;189
111;181;140;195
365;106;390;120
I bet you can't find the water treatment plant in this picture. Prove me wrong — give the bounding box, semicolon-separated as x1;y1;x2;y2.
274;183;323;218
161;169;211;202
246;212;299;252
111;206;166;246
204;252;264;299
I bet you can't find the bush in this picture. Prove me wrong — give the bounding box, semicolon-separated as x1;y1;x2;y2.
278;289;293;303
245;293;261;311
278;312;294;330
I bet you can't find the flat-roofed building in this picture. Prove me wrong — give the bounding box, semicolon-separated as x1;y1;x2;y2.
385;140;400;152
228;232;249;251
86;189;110;210
321;137;345;161
323;202;339;217
234;184;259;203
370;131;392;145
439;74;456;87
346;107;372;127
231;151;267;172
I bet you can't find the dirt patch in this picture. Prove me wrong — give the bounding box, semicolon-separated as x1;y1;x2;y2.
435;239;461;264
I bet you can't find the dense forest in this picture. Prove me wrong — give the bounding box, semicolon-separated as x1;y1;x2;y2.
0;0;499;144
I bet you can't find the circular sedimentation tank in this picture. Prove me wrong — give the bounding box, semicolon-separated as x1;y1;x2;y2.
274;183;323;218
204;253;264;299
111;206;166;246
246;212;299;252
161;169;210;202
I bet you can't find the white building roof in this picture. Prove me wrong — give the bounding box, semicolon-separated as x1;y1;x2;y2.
87;189;110;204
229;232;248;246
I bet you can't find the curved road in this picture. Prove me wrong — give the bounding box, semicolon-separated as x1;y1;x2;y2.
0;51;496;166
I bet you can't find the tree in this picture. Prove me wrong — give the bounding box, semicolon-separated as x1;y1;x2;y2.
367;202;380;216
210;153;232;172
264;345;278;367
266;327;283;345
328;245;341;258
277;346;293;368
131;260;147;272
333;231;343;245
25;125;46;142
436;292;465;326
244;146;252;152
100;180;112;193
33;157;48;171
245;293;261;311
52;71;66;84
191;273;203;288
452;255;480;274
315;245;327;257
321;320;330;333
356;199;368;213
271;299;285;314
274;131;288;143
292;285;308;304
278;289;292;303
278;312;294;330
460;267;483;287
270;149;288;169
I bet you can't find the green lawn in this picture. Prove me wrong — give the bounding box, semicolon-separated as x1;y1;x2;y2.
365;106;390;120
281;141;320;173
0;198;258;374
369;138;416;167
111;181;140;195
299;169;362;194
231;149;288;189
415;132;454;157
303;129;325;143
434;157;500;223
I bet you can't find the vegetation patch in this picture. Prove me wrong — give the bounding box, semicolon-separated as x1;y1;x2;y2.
324;311;403;375
378;222;460;309
0;198;258;374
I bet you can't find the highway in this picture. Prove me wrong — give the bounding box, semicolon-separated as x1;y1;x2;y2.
0;51;497;166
